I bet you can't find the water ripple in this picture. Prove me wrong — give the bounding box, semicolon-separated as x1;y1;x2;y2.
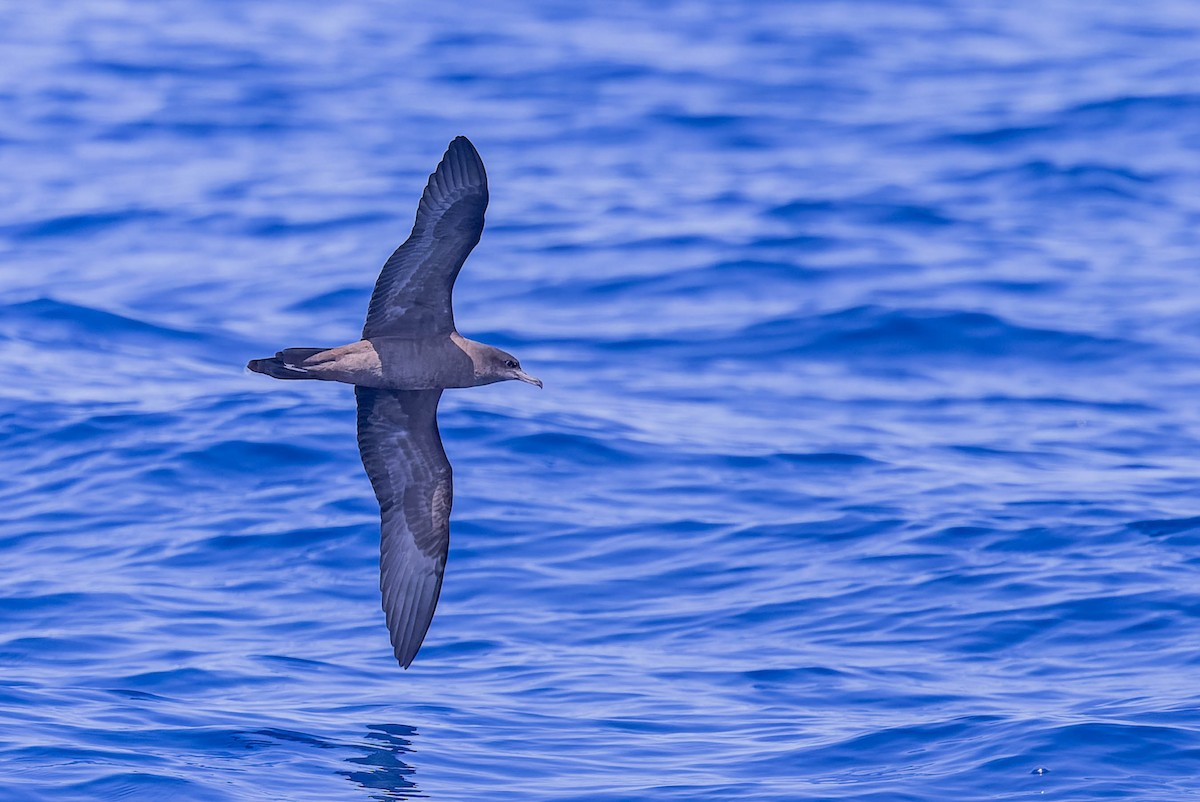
4;1;1200;801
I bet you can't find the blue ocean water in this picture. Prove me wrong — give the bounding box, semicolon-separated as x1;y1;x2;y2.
3;1;1200;799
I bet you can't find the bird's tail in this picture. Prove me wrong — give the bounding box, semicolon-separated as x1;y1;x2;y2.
247;347;329;380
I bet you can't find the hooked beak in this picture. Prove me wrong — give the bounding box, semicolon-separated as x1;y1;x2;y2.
514;370;543;389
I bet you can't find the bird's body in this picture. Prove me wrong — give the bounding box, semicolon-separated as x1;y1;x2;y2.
248;136;540;668
250;333;516;389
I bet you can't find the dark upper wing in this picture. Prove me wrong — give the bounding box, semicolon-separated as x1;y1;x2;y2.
355;387;452;668
362;136;488;339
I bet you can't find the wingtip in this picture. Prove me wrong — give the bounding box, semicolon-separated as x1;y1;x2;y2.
445;136;484;175
419;135;486;204
395;646;417;669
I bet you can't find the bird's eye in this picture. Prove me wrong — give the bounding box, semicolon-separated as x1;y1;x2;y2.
504;359;519;369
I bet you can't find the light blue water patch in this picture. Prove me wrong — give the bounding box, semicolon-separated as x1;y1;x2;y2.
3;1;1200;800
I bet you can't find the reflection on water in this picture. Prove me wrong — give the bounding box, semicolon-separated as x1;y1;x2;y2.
340;724;424;800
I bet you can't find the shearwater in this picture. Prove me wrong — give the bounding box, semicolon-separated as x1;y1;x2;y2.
249;136;541;668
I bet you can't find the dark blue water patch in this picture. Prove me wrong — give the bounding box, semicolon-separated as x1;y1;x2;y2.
76;723;318;757
745;305;1144;363
584;259;827;297
749;713;1006;771
3;209;169;241
177;439;334;474
918;394;1158;415
946;443;1066;468
101;667;274;696
102;688;175;704
1021;720;1200;787
498;431;646;467
0;591;136;620
285;287;371;316
770;195;959;228
604;233;734;253
973;525;1083;554
0;632;140;664
243;211;393;237
748;232;842;251
1127;515;1200;538
723;451;882;470
17;410;181;452
650;111;753;131
943;92;1200;151
1066;93;1200;132
957;159;1161;200
0;297;228;350
251;655;362;679
767;198;842;219
66;773;232;802
952;277;1067;296
734;516;905;544
96;116;304;143
509;305;1148;366
159;523;368;569
239;727;341;750
741;665;849;689
480;59;657;93
82;47;273;79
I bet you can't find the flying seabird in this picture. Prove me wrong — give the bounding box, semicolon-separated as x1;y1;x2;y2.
248;137;541;668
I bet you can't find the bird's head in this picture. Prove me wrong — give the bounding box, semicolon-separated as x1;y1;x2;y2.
477;345;542;388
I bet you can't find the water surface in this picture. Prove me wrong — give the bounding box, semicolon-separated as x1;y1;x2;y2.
3;1;1200;799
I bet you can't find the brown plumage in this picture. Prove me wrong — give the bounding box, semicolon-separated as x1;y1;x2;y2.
248;137;541;667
